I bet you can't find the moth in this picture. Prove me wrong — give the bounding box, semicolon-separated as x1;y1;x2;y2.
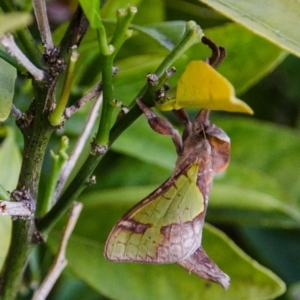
104;98;231;289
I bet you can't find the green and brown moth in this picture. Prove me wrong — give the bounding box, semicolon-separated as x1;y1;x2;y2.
104;98;231;289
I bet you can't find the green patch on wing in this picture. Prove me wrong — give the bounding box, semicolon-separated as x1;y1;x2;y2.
133;164;203;225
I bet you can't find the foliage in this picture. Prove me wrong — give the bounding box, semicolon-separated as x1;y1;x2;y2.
1;0;300;299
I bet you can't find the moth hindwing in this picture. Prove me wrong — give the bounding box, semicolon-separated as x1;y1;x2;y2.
104;100;231;289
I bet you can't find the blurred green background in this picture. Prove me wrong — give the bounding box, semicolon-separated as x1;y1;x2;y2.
1;0;300;299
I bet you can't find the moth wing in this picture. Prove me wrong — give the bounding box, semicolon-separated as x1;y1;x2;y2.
178;246;230;290
104;163;205;263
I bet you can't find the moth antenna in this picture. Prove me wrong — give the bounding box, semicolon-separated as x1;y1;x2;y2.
201;123;207;140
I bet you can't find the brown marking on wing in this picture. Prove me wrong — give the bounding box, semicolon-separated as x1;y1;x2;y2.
158;213;205;261
118;219;153;234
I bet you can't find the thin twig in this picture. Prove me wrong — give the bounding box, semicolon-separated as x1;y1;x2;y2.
32;202;83;300
0;34;45;81
201;36;226;68
58;5;89;60
54;92;103;201
11;104;22;119
64;81;102;119
48;46;79;126
32;0;53;50
0;200;32;218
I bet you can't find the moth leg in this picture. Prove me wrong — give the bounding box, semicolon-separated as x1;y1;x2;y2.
172;108;192;141
136;98;183;154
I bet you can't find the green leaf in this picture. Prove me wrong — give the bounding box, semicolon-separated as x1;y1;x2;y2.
0;12;32;34
209;183;300;228
0;160;11;273
113;54;166;105
203;224;285;300
197;0;300;57
0;216;11;270
208;163;300;228
0;54;16;122
238;227;300;285
218;118;300;203
0;184;10;200
0;127;22;191
48;195;285;300
112;112;176;170
131;21;186;50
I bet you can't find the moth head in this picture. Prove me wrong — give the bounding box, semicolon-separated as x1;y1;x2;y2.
207;125;230;173
193;110;231;173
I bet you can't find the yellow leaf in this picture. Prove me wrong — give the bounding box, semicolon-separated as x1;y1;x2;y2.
156;60;253;114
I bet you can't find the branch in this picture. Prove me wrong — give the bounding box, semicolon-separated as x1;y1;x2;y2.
64;81;102;119
36;136;69;217
32;0;53;49
0;34;45;81
0;200;32;218
54;92;103;201
48;46;79;126
201;36;226;68
32;202;83;300
11;104;22;120
58;5;89;60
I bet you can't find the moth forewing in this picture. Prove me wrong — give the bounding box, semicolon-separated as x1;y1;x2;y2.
104;163;206;263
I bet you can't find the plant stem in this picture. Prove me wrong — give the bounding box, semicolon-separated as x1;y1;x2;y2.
32;202;82;300
48;47;78;126
94;5;136;145
54;93;102;201
0;219;34;300
110;6;137;57
94;56;114;145
37;136;69;217
0;80;55;298
58;5;88;59
32;0;53;49
0;127;53;299
0;34;45;81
